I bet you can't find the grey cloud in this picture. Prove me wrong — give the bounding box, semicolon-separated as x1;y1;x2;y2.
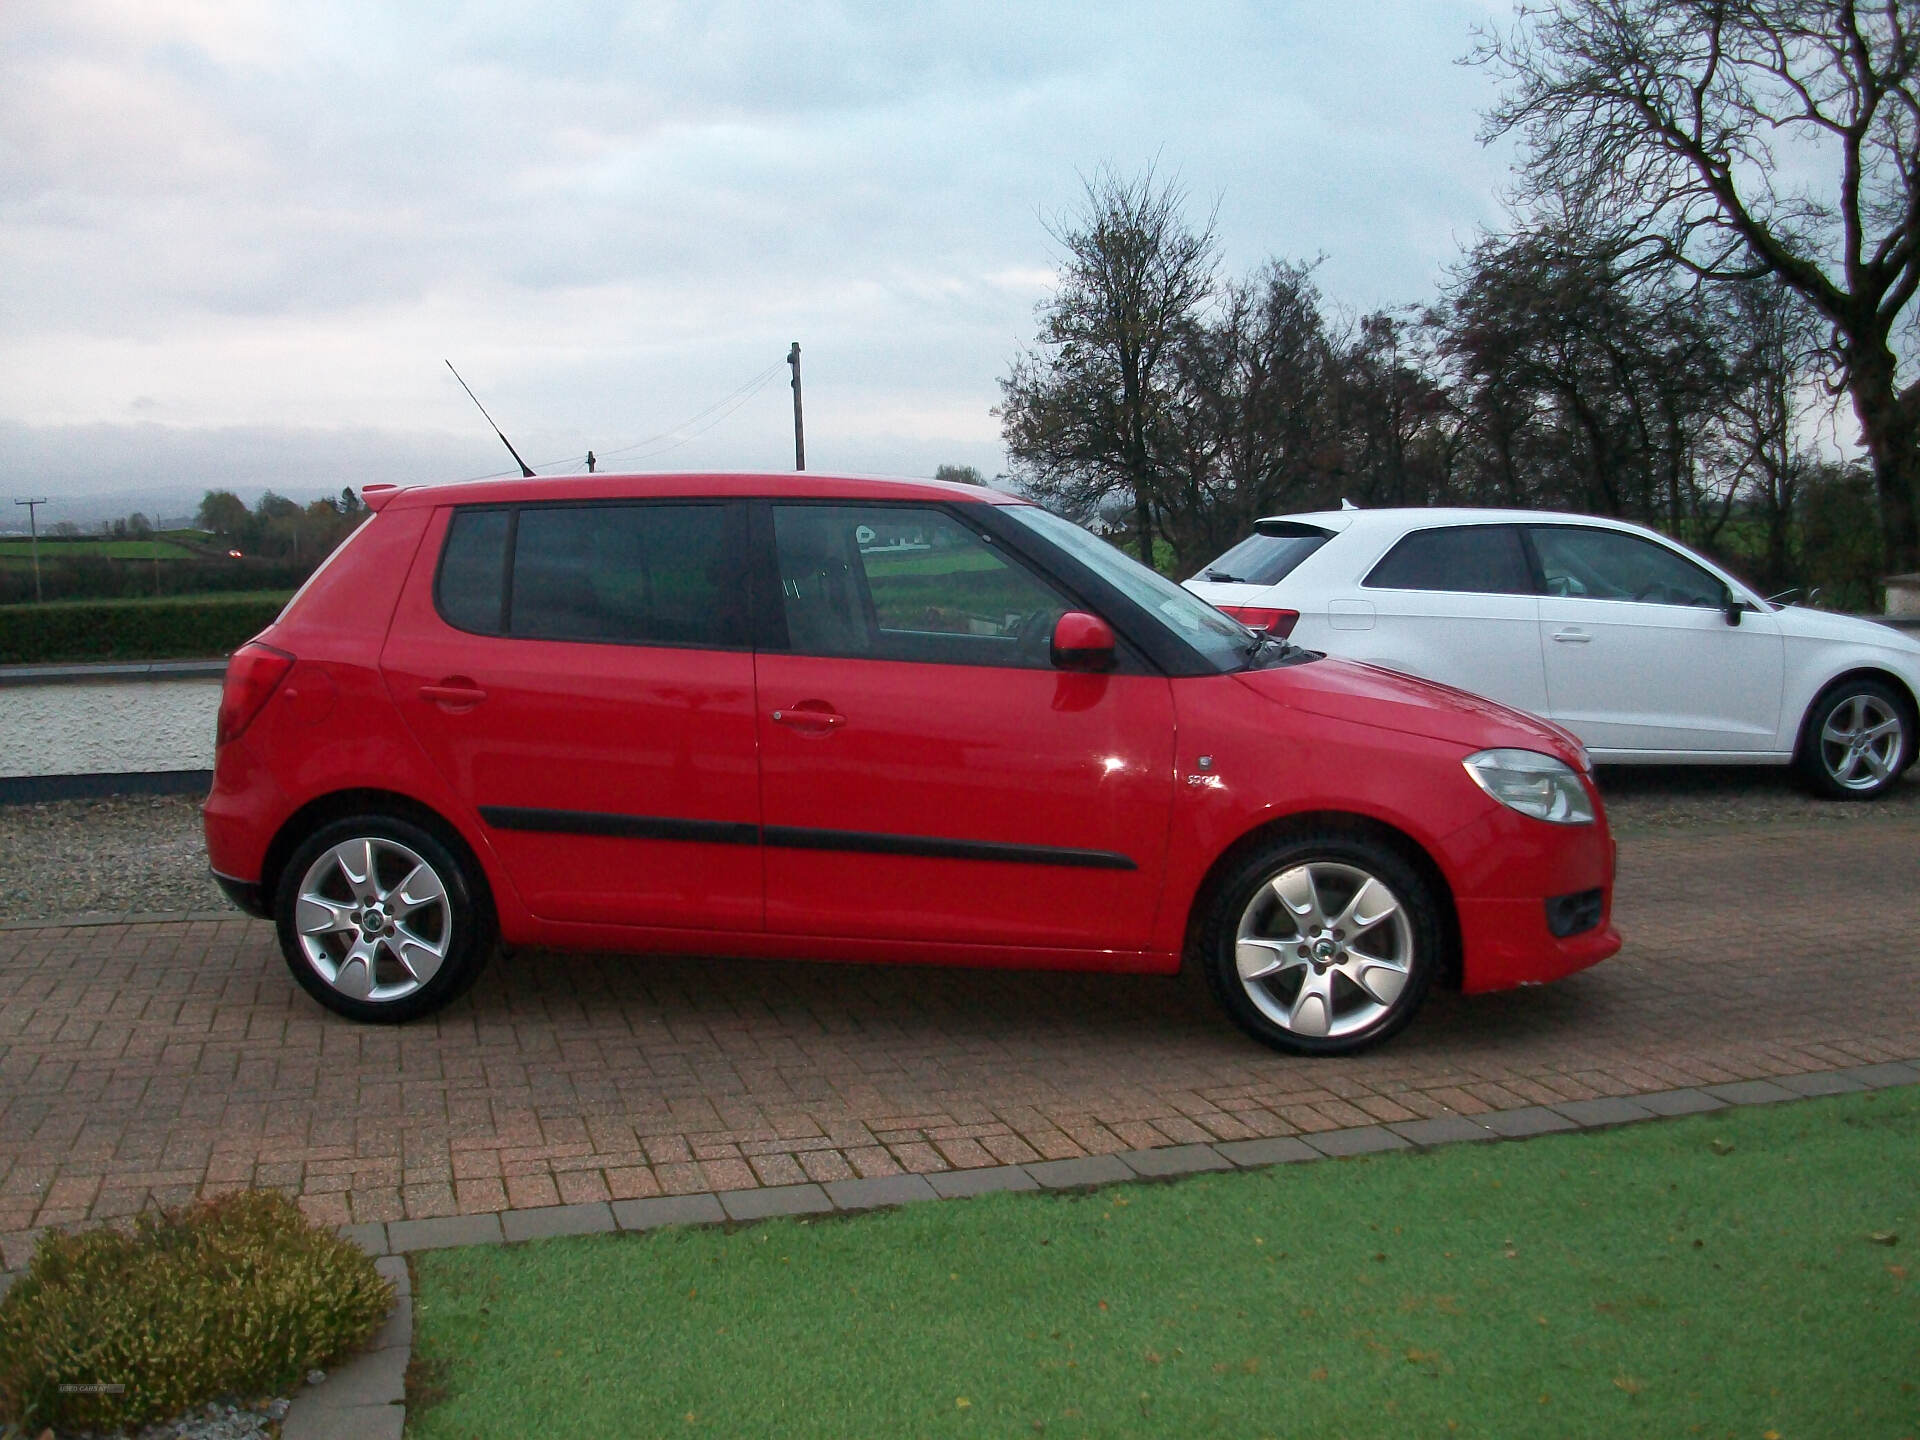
3;0;1520;482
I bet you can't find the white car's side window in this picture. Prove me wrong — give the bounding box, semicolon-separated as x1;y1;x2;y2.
1529;527;1725;609
1362;525;1534;595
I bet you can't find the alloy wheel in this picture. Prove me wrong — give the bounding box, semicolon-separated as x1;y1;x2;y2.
292;836;452;1004
1818;693;1905;792
1232;860;1414;1040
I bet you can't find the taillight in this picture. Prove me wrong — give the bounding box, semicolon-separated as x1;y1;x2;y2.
217;642;295;746
1218;605;1299;638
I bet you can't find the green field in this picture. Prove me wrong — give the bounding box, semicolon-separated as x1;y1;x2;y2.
0;537;200;561
0;589;291;611
410;1086;1920;1440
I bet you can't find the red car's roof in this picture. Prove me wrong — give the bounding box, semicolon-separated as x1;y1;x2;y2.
362;471;1021;512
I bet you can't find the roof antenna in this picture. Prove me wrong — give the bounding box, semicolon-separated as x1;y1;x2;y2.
445;360;535;477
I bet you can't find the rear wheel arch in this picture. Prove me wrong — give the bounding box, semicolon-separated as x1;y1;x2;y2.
1183;810;1462;990
261;788;498;931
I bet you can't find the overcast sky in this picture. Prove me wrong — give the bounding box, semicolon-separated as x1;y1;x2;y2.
1;0;1520;522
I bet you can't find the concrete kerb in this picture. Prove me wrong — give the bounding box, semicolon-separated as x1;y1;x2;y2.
277;1253;410;1440
315;1061;1920;1273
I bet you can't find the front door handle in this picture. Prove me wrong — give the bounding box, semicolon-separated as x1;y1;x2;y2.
771;707;845;731
421;679;489;708
1550;629;1592;645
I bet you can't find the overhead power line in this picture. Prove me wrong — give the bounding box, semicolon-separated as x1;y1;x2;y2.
454;360;787;483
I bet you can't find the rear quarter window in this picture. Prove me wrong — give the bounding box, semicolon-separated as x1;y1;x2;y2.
436;509;511;634
1363;525;1535;595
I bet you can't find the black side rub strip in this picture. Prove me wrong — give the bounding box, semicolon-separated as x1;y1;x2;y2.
478;806;1135;870
764;825;1135;870
479;807;759;847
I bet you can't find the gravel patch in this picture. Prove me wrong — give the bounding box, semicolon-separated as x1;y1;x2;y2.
58;1394;292;1440
1599;763;1920;832
0;795;231;923
0;766;1913;925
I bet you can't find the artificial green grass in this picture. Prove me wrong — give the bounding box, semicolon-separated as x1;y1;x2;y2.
410;1088;1920;1439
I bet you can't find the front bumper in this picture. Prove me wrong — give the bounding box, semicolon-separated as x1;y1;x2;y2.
1435;806;1620;994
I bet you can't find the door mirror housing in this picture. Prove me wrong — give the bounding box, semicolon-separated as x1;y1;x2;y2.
1051;611;1117;672
1723;592;1745;626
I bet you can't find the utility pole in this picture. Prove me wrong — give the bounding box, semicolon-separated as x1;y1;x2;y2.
13;498;47;604
585;450;597;474
786;342;805;471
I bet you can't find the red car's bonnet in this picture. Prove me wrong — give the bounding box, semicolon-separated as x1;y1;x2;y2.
1235;656;1585;762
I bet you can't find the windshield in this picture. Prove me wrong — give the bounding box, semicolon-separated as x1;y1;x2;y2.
1001;505;1256;671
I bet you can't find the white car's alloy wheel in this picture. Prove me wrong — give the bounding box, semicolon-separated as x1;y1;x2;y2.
1799;679;1912;800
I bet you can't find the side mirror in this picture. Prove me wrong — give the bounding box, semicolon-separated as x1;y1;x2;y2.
1724;593;1744;626
1051;611;1117;672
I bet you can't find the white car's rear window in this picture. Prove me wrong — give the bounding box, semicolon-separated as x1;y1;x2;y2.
1193;527;1330;586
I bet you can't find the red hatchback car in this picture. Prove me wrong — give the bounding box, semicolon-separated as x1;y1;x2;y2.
204;472;1619;1055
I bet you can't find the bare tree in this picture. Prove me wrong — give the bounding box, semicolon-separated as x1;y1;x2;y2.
1438;224;1741;532
998;166;1219;567
1329;309;1468;509
1705;277;1831;586
1473;0;1920;570
1157;261;1340;567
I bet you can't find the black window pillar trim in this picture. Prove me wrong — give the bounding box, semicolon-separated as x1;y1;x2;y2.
745;499;791;652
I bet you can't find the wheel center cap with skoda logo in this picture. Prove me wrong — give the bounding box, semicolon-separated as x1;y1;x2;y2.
1312;938;1339;964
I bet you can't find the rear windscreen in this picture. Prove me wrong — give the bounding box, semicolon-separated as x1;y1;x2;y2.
1192;529;1330;586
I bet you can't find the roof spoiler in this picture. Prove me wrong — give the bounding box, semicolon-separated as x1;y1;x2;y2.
1253;518;1335;538
361;484;403;512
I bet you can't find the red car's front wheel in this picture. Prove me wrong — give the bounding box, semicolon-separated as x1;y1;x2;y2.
1201;830;1441;1055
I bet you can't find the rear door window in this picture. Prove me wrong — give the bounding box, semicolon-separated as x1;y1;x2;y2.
435;501;747;647
1363;525;1535;594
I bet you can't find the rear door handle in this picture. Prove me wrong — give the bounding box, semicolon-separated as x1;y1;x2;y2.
771;707;845;730
421;680;488;708
1550;629;1591;645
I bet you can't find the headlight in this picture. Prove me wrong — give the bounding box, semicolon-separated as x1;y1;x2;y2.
1463;749;1595;825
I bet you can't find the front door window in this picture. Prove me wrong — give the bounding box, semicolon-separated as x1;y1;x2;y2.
771;504;1071;667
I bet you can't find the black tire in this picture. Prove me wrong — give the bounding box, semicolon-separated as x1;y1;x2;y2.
1794;678;1913;801
274;813;494;1023
1198;829;1441;1056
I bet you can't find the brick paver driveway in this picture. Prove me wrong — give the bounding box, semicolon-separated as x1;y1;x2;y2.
2;817;1916;1262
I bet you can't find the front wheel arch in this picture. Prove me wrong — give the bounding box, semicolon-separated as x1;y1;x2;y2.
1792;670;1919;797
1183;811;1462;990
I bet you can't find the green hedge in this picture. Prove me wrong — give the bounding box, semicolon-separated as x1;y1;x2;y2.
0;593;291;664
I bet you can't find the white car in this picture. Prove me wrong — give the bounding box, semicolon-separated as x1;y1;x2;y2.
1184;507;1920;799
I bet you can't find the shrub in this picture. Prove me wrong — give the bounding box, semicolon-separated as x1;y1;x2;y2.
0;1190;393;1434
0;593;290;664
